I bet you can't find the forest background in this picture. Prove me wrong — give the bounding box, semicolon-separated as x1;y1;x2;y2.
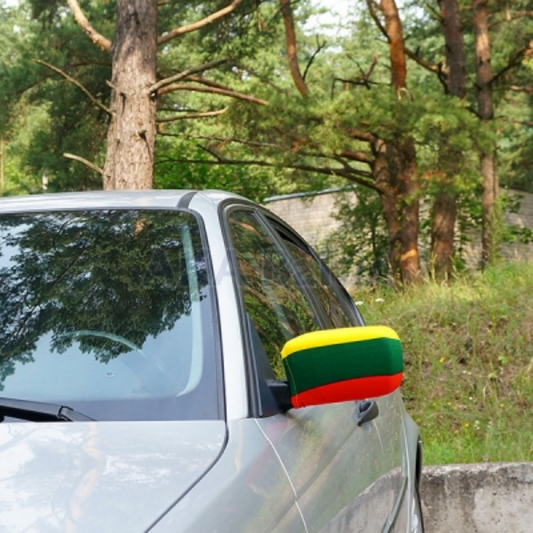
1;0;533;283
2;0;533;464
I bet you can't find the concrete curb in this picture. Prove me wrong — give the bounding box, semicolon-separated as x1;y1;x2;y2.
420;462;533;533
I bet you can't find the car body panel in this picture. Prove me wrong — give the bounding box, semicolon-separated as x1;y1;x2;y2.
0;420;226;532
0;190;192;213
150;419;306;533
257;393;405;533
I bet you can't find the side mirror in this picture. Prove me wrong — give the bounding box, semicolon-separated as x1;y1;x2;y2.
281;326;404;408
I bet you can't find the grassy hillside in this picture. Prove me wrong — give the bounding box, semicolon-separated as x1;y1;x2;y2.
353;263;533;465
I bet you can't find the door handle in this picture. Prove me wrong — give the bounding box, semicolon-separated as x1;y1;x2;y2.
356;400;379;426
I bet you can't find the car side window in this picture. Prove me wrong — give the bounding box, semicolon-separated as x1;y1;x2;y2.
267;221;354;329
227;210;320;379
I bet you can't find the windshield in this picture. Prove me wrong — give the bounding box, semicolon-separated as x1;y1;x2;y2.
0;209;221;422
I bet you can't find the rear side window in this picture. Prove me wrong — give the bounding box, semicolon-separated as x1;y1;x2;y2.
227;210;319;379
270;224;353;329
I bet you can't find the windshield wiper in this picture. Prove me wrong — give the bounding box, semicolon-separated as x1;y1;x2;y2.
0;397;95;423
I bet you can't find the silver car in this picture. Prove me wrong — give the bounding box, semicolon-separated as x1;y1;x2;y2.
0;190;423;533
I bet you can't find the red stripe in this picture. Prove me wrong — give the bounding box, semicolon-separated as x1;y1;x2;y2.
290;373;403;408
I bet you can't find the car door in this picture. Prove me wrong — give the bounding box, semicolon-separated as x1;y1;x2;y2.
225;206;406;532
262;214;409;533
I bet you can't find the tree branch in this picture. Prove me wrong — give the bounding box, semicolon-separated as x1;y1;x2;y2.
156;156;377;189
157;108;229;123
303;37;327;81
404;47;448;91
333;54;379;90
66;0;111;51
280;0;309;97
490;10;533;29
337;149;374;165
366;0;389;41
347;128;378;144
181;75;272;102
404;47;441;74
64;153;103;175
491;46;527;85
158;0;244;45
502;85;533;95
165;133;282;151
150;59;228;93
199;144;228;161
511;119;533;127
34;60;111;115
379;0;408;91
157;132;376;186
158;83;269;105
185;76;232;90
232;63;288;94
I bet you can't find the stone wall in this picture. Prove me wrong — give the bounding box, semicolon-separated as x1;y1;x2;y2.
264;189;356;250
421;463;533;533
264;188;533;272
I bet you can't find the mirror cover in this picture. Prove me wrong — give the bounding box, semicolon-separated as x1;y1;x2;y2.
281;326;404;408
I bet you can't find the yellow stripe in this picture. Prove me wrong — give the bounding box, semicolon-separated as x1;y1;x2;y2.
281;326;399;359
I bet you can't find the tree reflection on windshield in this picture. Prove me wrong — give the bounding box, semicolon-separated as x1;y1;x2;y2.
0;210;210;402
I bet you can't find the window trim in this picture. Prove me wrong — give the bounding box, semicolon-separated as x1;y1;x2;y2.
219;201;266;418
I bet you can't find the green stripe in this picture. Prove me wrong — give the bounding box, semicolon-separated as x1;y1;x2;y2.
283;337;403;396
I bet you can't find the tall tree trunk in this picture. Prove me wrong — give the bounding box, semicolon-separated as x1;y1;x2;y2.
103;0;158;189
381;0;406;92
431;181;457;279
480;152;499;265
377;0;420;284
374;138;420;285
431;0;466;280
392;139;419;284
279;0;308;97
374;140;401;277
440;0;466;98
473;0;499;267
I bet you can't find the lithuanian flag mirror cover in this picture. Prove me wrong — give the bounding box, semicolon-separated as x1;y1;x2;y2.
281;326;404;408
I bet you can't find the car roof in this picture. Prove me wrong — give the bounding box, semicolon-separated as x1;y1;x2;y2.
0;189;249;214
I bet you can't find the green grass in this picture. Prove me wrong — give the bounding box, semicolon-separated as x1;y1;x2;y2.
352;262;533;465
